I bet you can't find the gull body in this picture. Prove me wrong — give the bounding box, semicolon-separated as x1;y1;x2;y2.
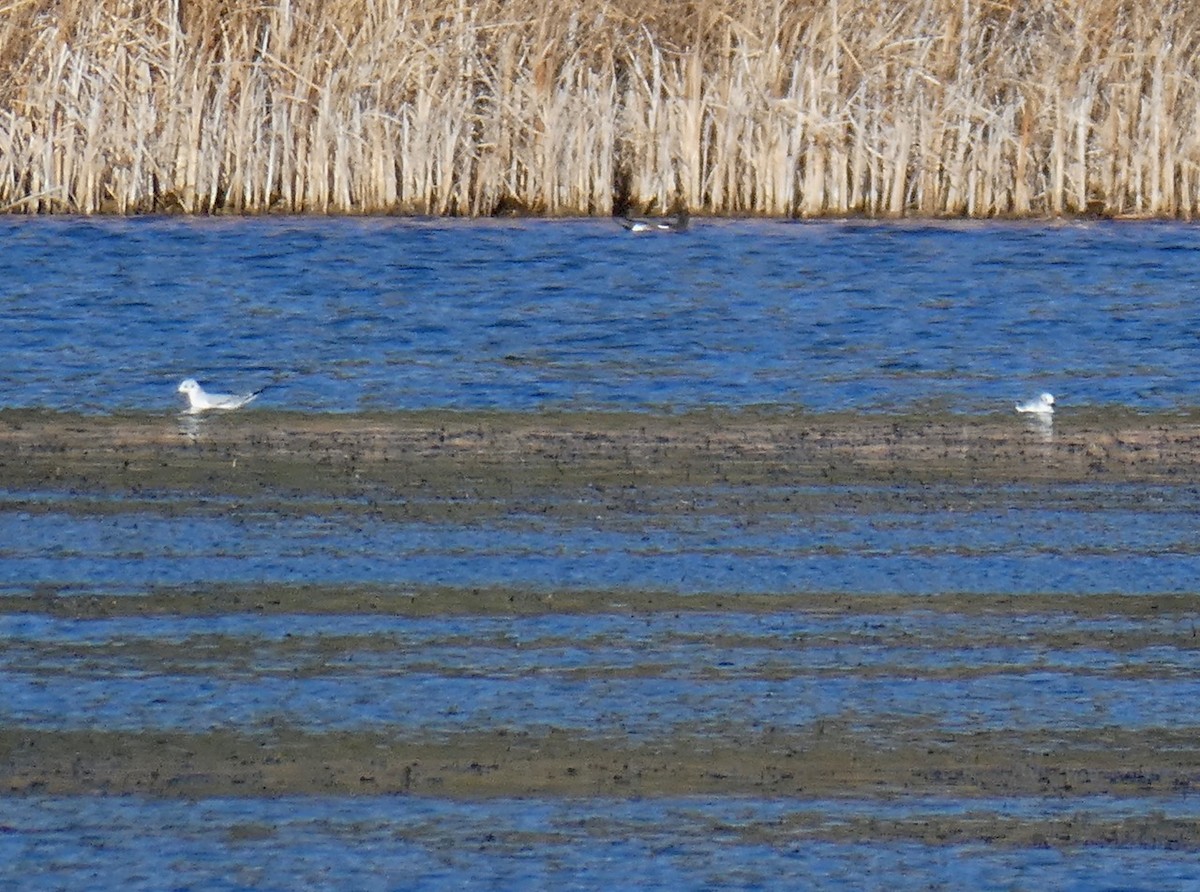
618;209;690;233
1015;392;1055;415
178;378;263;413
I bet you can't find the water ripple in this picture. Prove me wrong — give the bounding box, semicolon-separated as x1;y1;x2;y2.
3;218;1199;413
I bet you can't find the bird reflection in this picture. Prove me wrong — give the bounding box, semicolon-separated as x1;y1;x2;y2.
177;412;205;442
1021;412;1054;442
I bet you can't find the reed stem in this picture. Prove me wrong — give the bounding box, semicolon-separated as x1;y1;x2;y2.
1;0;1196;217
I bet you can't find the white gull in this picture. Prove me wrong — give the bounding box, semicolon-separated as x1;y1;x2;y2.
1015;392;1055;416
178;378;263;414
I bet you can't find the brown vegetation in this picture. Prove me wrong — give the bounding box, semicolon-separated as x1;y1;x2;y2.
1;0;1198;217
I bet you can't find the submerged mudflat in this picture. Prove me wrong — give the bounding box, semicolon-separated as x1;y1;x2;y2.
3;406;1199;489
2;409;1199;882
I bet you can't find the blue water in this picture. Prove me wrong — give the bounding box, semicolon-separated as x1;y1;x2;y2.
4;217;1200;888
1;610;1196;735
2;796;1198;892
2;483;1200;595
3;216;1200;413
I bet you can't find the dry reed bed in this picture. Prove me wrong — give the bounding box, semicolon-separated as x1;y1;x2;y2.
1;0;1198;217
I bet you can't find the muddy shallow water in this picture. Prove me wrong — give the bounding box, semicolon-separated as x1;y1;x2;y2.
1;410;1199;888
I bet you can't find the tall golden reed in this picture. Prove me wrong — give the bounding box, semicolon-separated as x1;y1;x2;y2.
1;0;1198;217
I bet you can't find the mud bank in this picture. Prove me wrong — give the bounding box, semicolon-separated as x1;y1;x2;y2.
2;409;1199;493
4;409;1200;855
3;726;1198;846
4;723;1198;801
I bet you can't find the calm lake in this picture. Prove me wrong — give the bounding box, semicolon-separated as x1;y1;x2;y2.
1;216;1199;890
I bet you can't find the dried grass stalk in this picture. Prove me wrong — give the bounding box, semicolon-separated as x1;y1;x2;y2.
1;0;1198;217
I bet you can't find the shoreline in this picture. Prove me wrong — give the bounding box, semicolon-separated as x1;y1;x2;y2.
0;210;1187;222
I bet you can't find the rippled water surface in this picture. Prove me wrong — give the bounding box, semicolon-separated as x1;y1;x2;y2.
4;216;1200;413
3;217;1200;890
4;482;1200;595
4;795;1199;892
3;607;1198;736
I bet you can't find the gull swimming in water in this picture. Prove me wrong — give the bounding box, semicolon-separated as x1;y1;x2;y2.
1015;392;1055;415
177;378;263;413
618;208;690;233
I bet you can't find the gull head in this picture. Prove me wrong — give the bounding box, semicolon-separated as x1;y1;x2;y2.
178;378;207;413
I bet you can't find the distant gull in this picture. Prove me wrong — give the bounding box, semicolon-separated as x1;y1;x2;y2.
178;378;263;413
1015;392;1055;415
618;208;690;233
